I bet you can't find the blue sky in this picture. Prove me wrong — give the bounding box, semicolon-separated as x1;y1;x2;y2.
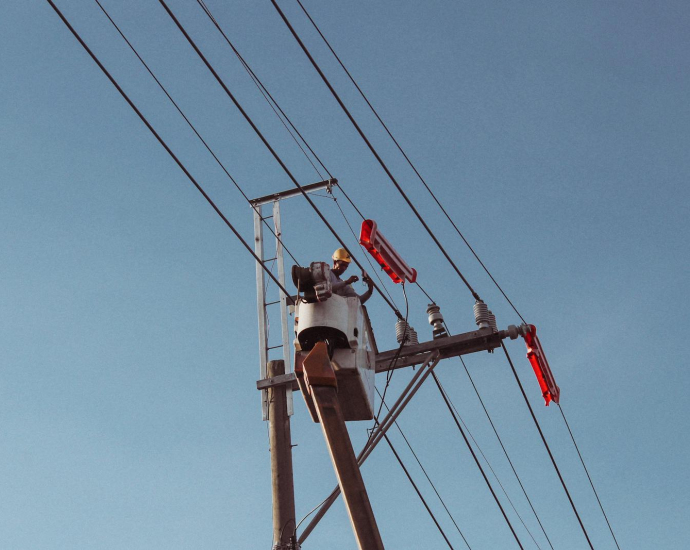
2;1;689;548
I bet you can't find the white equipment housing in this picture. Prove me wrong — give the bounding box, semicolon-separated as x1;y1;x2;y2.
295;295;376;421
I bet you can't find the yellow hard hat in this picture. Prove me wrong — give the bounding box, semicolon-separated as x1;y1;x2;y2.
332;248;352;263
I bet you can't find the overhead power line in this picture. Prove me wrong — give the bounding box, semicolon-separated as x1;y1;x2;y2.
382;432;456;549
293;0;526;324
45;0;294;302
438;320;554;549
330;190;400;310
270;0;482;304
196;0;332;182
558;404;622;550
376;388;473;549
157;0;403;319
92;0;302;269
432;371;525;549
194;0;407;312
435;369;548;550
49;4;612;550
195;1;436;310
501;342;596;550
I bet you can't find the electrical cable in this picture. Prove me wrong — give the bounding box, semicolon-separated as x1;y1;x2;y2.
92;0;303;268
196;0;331;183
198;0;409;324
45;0;296;303
438;317;554;549
329;190;400;310
295;493;333;532
558;404;622;550
196;0;403;312
361;281;407;463
52;6;559;549
277;518;296;548
432;371;525;549
188;7;428;318
376;388;472;549
270;0;483;304
415;281;435;304
440;315;554;549
157;0;403;319
331;182;366;221
373;281;409;428
459;358;554;549
294;0;526;324
330;183;437;306
382;432;456;549
198;0;409;316
434;370;547;550
501;342;596;550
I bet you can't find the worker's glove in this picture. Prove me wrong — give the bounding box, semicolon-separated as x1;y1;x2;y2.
363;273;373;287
345;275;359;285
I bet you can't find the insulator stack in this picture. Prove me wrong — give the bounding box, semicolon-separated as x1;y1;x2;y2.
395;319;419;346
426;304;448;339
473;301;490;329
487;310;498;333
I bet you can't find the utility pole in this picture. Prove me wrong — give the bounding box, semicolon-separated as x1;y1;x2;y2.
268;360;297;550
252;179;337;549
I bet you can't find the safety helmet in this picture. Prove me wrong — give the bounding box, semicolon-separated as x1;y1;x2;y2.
332;248;352;263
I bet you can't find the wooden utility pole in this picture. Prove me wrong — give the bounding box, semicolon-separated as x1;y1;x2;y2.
267;360;297;549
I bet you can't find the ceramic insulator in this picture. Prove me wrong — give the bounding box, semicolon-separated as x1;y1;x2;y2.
474;301;490;329
488;310;498;332
396;319;419;346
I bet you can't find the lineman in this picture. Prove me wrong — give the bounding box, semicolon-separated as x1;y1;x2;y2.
330;248;374;304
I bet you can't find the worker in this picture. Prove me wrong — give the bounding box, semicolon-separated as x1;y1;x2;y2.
330;248;374;304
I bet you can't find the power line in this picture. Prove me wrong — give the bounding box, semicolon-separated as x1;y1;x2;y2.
435;370;548;550
329;189;400;310
501;342;596;549
372;282;410;428
195;0;408;312
294;0;526;324
45;0;295;303
382;432;456;549
432;371;525;549
558;404;622;550
330;183;439;306
270;0;482;304
196;0;332;182
92;0;302;269
157;0;403;318
49;4;605;549
376;388;473;549
282;22;584;546
194;4;428;312
438;320;554;549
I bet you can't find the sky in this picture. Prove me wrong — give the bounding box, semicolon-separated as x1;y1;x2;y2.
2;1;689;548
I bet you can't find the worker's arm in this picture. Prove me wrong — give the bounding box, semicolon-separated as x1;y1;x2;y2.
331;275;358;293
330;272;359;297
358;274;374;304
